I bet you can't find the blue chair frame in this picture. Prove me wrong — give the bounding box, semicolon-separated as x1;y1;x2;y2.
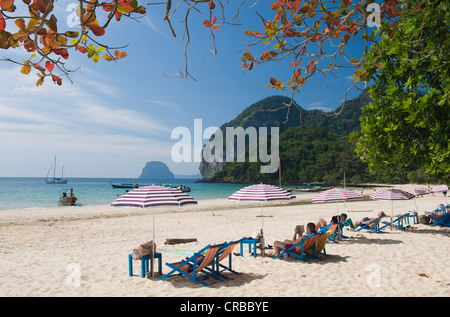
354;215;386;234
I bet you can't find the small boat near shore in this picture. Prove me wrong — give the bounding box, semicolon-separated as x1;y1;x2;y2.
59;188;77;206
109;182;139;189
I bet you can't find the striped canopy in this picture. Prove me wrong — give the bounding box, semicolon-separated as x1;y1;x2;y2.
431;184;448;193
111;185;198;208
312;188;362;203
370;188;415;201
404;187;430;196
228;184;296;202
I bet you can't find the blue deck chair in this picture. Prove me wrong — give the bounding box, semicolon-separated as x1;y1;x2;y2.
159;243;224;286
380;213;409;231
202;239;242;279
305;233;328;261
430;213;450;227
354;215;386;234
216;239;241;277
273;234;318;262
326;223;340;243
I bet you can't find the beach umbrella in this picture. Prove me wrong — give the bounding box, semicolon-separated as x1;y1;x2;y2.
312;188;362;239
404;187;430;215
431;185;448;205
370;189;415;230
111;185;197;277
312;187;362;204
228;184;296;253
312;187;362;214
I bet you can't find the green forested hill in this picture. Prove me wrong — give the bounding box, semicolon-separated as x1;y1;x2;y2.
201;88;427;184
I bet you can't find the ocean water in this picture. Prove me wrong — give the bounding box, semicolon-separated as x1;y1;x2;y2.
0;177;256;210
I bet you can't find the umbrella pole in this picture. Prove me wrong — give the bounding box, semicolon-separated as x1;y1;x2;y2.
260;203;265;257
391;201;394;231
151;207;155;278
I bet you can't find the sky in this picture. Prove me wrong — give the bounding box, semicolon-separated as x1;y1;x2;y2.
0;1;371;178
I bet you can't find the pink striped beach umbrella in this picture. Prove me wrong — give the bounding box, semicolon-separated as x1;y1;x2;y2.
312;188;362;203
431;185;448;204
111;185;197;276
404;187;431;196
228;184;296;249
370;188;415;230
312;187;362;215
405;187;430;215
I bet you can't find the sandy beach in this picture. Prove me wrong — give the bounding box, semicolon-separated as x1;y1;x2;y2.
0;184;449;297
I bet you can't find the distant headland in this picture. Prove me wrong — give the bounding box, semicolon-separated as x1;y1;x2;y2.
138;161;174;180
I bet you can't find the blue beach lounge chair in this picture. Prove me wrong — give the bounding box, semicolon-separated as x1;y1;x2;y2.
273;234;318;262
380;212;409;231
354;215;386;234
215;239;241;277
326;223;339;243
430;213;450;227
305;233;328;260
159;243;223;286
380;213;410;231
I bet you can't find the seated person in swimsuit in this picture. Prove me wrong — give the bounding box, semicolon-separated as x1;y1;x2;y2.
271;223;317;257
354;211;386;229
340;213;355;229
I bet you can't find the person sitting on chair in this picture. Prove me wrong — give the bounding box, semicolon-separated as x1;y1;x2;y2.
353;211;385;229
271;223;317;257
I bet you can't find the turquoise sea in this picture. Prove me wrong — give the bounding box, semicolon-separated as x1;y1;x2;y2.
0;177;258;210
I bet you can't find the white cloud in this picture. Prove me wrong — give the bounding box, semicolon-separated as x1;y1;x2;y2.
0;66;179;177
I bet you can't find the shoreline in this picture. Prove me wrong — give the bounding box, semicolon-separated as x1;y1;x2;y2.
1;183;448;297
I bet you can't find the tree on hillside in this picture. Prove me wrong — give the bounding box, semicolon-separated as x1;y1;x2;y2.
351;0;449;182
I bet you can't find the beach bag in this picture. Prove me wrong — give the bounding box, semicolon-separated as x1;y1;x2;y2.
419;215;430;225
132;241;157;260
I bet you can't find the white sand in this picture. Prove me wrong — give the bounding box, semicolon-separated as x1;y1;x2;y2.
0;184;449;297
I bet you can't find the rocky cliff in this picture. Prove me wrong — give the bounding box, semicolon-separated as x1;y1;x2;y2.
139;161;175;179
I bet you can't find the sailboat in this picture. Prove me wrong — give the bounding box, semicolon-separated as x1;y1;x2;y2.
46;155;69;184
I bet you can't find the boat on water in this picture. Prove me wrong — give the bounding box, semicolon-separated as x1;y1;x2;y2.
162;184;191;192
109;182;139;189
293;186;333;192
294;186;322;192
178;185;191;193
59;188;77;206
46;155;69;184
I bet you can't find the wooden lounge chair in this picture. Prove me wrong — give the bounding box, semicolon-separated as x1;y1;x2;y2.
159;243;224;286
273;234;318;262
354;215;386;234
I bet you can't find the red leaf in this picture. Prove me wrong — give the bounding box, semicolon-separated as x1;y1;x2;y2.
0;13;5;31
51;74;62;86
53;48;69;59
212;16;217;24
309;65;315;74
88;24;105;36
251;32;264;37
24;40;36;52
248;61;253;70
77;46;86;53
209;1;216;10
203;20;212;27
343;0;352;6
45;61;54;72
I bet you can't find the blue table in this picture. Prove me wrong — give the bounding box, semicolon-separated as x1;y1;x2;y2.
128;253;162;278
240;238;258;258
